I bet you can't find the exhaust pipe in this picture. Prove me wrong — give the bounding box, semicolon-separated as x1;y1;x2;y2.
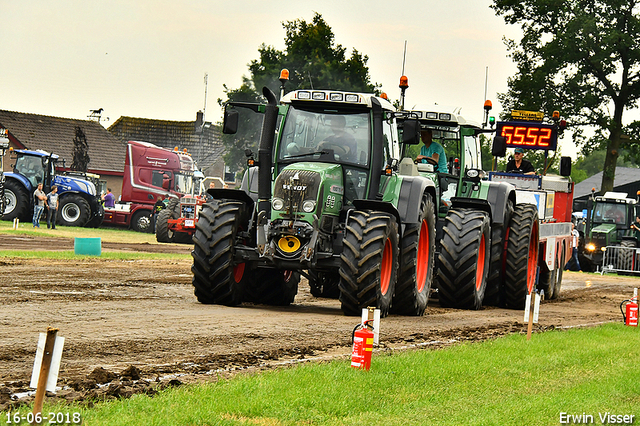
257;87;278;218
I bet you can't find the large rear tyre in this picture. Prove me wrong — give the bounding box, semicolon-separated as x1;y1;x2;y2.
58;195;91;227
191;200;249;306
155;208;174;242
504;204;539;309
244;268;300;305
391;193;436;316
309;271;340;299
484;201;513;306
3;180;29;221
436;209;490;310
339;211;399;318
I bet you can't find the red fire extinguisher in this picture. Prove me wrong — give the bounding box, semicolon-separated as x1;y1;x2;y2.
351;320;374;370
620;295;638;327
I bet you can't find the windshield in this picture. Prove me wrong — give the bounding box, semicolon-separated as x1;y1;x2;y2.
15;154;45;187
593;202;627;225
174;173;195;195
278;106;370;166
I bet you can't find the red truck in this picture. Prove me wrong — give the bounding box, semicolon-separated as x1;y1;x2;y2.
102;141;198;232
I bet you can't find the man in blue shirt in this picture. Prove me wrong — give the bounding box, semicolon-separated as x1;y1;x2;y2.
416;128;448;173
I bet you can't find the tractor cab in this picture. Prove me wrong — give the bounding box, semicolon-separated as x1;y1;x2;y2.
12;150;57;191
276;90;399;208
398;106;485;217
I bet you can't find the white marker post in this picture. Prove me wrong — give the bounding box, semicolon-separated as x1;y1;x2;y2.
361;307;380;345
30;328;65;418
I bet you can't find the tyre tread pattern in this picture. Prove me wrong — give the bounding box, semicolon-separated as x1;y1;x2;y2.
391;194;436;316
339;211;398;317
436;208;490;310
504;204;539;309
191;200;245;306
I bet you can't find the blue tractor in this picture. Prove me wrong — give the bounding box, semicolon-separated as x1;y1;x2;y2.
2;149;104;227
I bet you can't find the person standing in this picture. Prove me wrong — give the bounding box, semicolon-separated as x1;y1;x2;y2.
416;128;448;173
32;183;46;228
102;188;115;208
46;185;60;229
564;222;581;271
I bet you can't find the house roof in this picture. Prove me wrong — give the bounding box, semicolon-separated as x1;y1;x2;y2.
0;109;126;174
574;167;640;199
107;116;225;171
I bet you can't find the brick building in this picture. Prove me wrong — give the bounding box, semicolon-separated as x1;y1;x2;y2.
0;109;126;198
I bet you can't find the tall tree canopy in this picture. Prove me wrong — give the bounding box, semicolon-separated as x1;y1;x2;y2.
219;13;378;173
491;0;640;192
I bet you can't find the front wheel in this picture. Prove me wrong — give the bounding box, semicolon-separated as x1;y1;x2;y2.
309;271;340;299
155;208;174;242
392;193;436;316
436;209;490;310
339;210;399;318
244;268;300;305
191;200;249;306
131;210;153;233
58;195;91;227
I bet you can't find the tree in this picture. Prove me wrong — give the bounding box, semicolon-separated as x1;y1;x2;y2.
491;0;640;193
219;13;378;172
71;126;89;172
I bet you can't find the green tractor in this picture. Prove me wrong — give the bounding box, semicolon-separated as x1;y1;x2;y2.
582;191;640;272
398;106;528;309
191;87;437;317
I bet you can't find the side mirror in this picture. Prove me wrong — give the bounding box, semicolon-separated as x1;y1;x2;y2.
223;109;239;134
162;175;171;190
401;119;421;145
491;135;507;157
559;156;572;177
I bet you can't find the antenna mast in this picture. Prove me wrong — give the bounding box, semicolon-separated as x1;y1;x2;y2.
203;72;208;119
399;41;409;110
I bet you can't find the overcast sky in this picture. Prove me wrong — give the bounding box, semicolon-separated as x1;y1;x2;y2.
3;0;586;158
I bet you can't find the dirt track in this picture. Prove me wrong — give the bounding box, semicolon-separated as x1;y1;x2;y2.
1;234;638;409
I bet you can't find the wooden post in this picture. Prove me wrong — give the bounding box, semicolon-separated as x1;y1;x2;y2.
526;292;534;341
32;327;58;421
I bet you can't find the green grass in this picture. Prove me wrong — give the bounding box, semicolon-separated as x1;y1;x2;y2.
0;220;158;244
0;250;190;260
0;220;191;260
19;323;640;426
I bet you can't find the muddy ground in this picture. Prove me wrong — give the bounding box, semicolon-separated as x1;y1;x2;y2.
1;234;638;410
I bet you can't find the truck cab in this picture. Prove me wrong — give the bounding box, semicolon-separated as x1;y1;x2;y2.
103;141;199;232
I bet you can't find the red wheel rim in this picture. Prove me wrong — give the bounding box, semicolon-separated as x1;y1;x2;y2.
526;223;538;293
380;237;392;295
233;263;245;283
416;219;429;292
475;233;486;291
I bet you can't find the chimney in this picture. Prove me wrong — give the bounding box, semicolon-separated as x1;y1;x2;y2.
195;110;204;133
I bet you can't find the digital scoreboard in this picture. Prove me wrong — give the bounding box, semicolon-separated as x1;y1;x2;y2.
495;121;558;151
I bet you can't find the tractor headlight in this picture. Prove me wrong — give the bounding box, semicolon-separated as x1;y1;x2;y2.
272;198;284;211
585;243;596;252
302;200;316;213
